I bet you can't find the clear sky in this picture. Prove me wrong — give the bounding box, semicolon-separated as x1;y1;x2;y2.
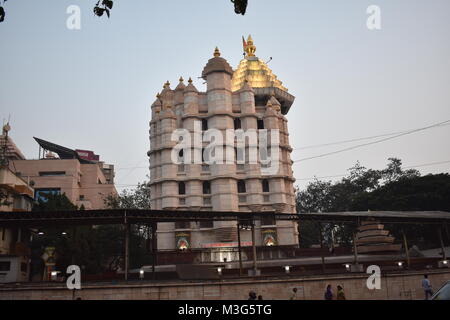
1;0;449;191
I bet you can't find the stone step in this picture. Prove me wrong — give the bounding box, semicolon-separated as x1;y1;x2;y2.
358;224;384;232
360;220;381;226
355;236;395;245
357;230;390;239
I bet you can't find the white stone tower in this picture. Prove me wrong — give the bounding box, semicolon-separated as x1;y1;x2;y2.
148;36;298;257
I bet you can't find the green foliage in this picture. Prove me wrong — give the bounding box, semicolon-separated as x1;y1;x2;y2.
296;158;449;249
33;193;78;212
103;181;151;209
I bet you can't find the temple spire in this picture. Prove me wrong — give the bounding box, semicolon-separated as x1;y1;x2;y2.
213;47;221;57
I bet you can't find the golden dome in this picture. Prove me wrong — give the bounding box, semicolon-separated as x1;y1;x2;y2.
232;57;288;92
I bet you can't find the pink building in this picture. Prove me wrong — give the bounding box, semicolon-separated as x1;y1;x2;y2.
11;137;117;209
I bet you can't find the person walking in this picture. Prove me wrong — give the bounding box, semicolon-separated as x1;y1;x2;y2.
422;274;433;300
324;284;333;300
290;287;298;300
336;285;346;300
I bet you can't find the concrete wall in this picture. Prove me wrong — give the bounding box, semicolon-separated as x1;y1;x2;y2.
1;270;449;300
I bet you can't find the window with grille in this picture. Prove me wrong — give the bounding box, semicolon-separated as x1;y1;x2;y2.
178;182;186;195
203;181;211;194
262;179;270;193
257;119;265;129
234;118;242;129
199;221;213;228
202;119;208;131
237;180;246;193
175;221;190;229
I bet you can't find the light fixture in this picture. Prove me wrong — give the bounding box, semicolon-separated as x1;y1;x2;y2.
38;231;44;236
50;271;58;281
284;266;290;274
61;232;67;235
217;267;222;275
397;262;404;268
139;269;145;279
438;260;449;268
345;264;351;271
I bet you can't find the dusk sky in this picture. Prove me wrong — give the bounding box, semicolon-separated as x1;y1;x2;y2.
1;0;449;192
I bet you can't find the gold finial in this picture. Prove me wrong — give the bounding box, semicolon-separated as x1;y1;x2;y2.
188;77;193;84
214;47;221;57
245;35;256;57
179;76;184;82
156;92;161;99
163;80;170;88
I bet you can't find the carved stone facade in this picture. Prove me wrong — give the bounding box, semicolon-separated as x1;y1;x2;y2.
148;37;298;252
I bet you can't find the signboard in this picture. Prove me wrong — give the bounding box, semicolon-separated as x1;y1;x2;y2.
201;241;253;248
262;229;278;246
75;149;100;161
175;232;191;250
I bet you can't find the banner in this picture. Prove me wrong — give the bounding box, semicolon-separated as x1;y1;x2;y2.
175;232;191;250
262;229;277;246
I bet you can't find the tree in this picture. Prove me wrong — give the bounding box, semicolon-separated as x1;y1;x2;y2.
352;173;450;249
296;158;450;250
103;181;151;209
0;1;249;23
103;181;153;269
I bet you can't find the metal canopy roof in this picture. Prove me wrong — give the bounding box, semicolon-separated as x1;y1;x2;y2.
34;137;94;164
0;209;448;227
297;211;450;224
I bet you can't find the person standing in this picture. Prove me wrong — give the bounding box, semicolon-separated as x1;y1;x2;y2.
290;288;298;300
248;291;257;300
336;285;346;300
324;284;333;300
422;275;433;300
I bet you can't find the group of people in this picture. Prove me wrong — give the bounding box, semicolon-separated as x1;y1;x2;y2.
289;285;346;300
248;291;264;300
323;284;346;300
247;274;435;300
